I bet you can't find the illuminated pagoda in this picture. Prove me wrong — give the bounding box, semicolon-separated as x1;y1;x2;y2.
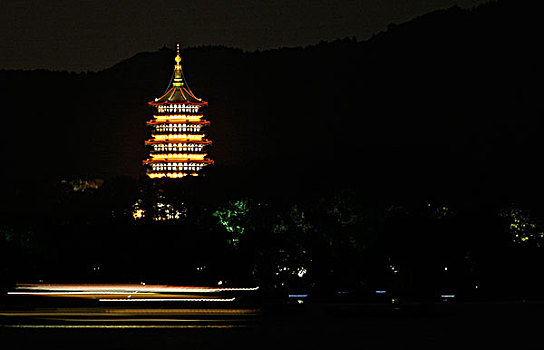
143;44;213;179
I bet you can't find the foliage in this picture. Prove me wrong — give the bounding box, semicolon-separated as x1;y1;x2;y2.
213;199;252;246
1;223;35;250
500;206;543;247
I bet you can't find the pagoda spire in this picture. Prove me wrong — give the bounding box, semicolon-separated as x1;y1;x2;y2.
173;43;183;87
150;44;204;105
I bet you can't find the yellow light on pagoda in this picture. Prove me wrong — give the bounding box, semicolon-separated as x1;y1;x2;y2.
165;172;187;178
154;114;202;121
147;173;168;179
152;134;203;141
151;153;206;160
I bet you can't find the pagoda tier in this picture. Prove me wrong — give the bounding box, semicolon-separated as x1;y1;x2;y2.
143;44;213;179
144;134;212;143
146;120;210;126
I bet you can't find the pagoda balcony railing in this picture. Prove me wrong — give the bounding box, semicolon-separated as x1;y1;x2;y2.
145;161;213;174
154;107;204;114
145;138;212;145
152;127;204;133
149;148;204;154
147;119;210;125
151;144;205;152
143;158;213;165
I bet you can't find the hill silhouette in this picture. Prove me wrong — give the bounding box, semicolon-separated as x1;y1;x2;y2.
0;0;541;211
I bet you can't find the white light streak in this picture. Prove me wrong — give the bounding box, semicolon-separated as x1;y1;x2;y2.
13;284;259;294
99;298;236;302
1;325;247;329
8;291;141;295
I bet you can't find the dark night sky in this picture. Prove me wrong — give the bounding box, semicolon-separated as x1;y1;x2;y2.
2;0;489;72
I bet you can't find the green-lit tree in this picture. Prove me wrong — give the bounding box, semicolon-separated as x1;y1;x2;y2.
213;199;252;247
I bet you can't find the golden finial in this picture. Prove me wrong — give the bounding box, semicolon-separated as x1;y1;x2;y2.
175;43;181;64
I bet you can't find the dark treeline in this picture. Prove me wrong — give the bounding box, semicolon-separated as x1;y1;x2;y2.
0;179;542;301
0;0;542;300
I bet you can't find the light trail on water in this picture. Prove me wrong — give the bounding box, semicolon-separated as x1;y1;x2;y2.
1;324;249;329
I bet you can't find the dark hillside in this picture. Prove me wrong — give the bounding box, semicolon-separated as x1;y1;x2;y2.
0;0;541;210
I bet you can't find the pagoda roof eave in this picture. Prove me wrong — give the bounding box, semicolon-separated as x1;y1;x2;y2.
149;86;208;106
145;139;212;145
146;120;210;125
143;159;214;164
148;100;208;106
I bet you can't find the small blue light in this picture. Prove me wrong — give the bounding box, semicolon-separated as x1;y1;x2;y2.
288;294;308;298
375;290;387;294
